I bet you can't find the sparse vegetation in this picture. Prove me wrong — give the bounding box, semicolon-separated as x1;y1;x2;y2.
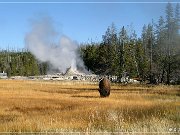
0;80;179;133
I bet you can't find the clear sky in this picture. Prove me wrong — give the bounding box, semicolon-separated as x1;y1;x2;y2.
0;0;179;49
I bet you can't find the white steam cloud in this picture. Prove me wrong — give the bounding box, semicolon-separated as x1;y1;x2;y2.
25;16;85;73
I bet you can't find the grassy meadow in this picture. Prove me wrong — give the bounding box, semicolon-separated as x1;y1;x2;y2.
0;80;179;133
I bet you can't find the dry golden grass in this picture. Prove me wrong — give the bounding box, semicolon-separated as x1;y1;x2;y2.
0;80;179;133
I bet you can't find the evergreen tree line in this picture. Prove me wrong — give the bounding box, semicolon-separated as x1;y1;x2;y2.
80;3;180;84
0;50;48;77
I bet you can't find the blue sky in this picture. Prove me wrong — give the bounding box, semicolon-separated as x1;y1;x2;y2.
0;0;179;49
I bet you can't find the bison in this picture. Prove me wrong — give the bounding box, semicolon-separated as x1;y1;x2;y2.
98;77;111;97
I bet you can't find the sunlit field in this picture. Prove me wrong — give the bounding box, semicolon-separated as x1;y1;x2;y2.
0;80;179;134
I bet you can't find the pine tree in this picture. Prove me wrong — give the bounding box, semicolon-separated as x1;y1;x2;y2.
118;26;128;75
141;24;148;54
101;23;118;75
172;3;180;83
175;3;180;35
155;16;166;83
165;2;174;84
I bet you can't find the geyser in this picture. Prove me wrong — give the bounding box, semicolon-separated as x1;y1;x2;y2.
25;16;85;73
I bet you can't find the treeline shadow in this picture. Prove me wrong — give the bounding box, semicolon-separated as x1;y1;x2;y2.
71;95;100;98
60;88;98;91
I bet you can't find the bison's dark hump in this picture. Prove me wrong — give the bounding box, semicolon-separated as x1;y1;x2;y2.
99;78;111;97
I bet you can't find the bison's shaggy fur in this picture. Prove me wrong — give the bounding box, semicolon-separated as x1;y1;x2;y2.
99;78;111;97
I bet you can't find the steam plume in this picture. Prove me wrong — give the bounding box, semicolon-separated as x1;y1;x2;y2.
25;16;85;73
